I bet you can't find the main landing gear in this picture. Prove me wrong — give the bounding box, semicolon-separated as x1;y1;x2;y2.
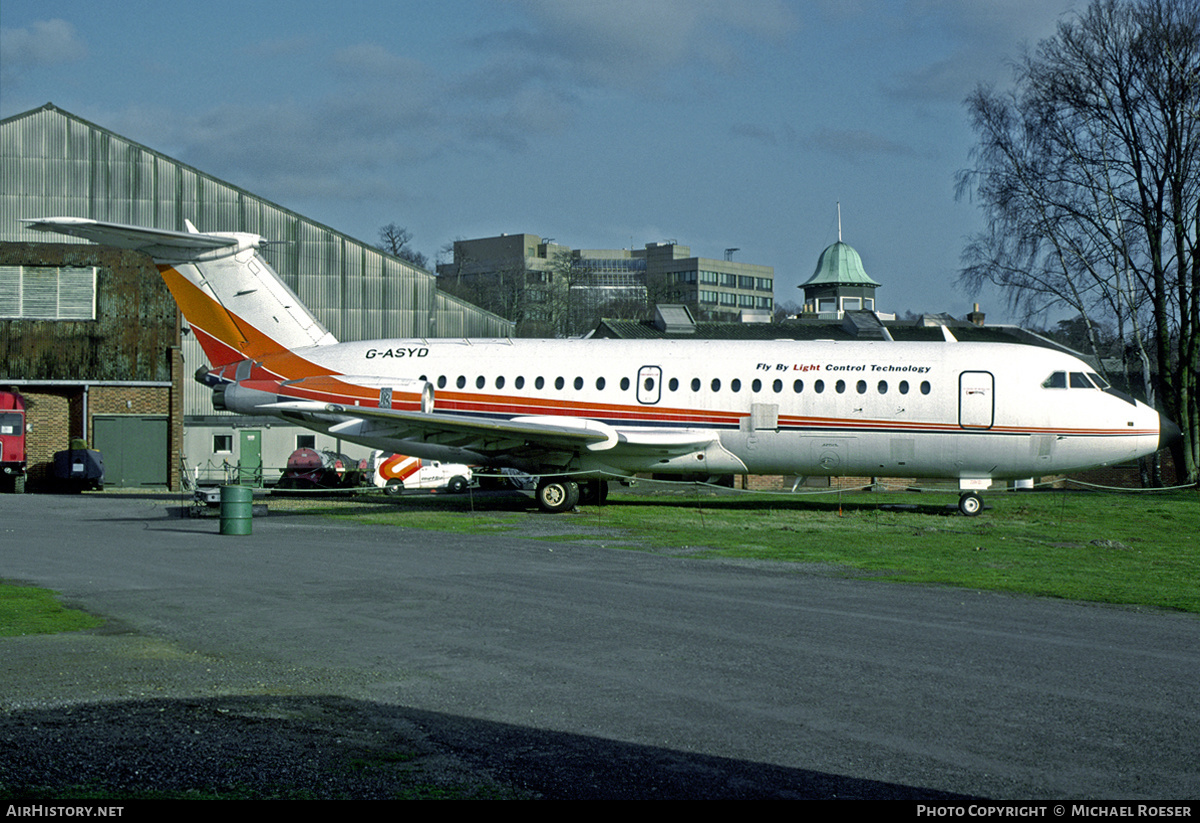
535;478;580;513
534;478;609;513
958;492;983;517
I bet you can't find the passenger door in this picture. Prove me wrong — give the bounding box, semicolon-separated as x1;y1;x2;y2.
959;371;994;429
636;366;662;405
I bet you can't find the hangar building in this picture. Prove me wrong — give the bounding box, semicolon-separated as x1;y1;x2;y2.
1;103;513;490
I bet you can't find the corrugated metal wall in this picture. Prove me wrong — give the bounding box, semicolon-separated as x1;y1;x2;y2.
1;104;513;351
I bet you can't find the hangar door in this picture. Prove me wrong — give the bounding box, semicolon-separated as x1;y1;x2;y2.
92;414;169;487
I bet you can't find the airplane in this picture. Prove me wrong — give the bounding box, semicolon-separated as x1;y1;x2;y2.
25;216;1182;515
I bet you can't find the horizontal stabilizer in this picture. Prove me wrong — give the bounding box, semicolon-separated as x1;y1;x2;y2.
26;216;337;366
23;217;247;259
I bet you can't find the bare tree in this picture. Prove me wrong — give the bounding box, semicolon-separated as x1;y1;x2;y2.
957;0;1199;485
377;223;430;270
437;241;538;334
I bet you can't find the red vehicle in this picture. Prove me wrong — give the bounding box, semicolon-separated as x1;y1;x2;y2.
1;390;27;493
277;447;365;489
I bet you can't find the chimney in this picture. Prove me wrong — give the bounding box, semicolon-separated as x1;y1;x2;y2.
967;302;986;326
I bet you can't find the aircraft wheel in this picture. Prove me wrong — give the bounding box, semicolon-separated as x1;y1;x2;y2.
384;478;404;496
958;492;983;516
447;476;469;494
536;478;580;513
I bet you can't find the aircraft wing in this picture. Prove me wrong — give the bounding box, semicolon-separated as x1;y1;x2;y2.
266;400;617;452
262;400;719;457
23;217;242;256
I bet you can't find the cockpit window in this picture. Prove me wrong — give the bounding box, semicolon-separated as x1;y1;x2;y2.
1043;370;1107;389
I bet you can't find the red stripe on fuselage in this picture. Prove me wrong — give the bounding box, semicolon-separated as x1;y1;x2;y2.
262;382;1153;439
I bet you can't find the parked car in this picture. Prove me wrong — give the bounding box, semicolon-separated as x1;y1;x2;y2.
371;451;471;494
52;439;104;493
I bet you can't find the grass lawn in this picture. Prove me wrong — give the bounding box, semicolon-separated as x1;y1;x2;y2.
0;581;104;636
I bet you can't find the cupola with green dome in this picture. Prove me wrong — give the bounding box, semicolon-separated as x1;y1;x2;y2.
800;235;881;317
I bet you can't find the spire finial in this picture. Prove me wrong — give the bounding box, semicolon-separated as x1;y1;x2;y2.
837;202;842;242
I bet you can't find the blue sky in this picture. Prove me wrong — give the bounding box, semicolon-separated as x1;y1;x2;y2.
1;0;1077;321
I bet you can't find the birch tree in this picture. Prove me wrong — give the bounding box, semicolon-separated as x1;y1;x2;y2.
957;0;1199;484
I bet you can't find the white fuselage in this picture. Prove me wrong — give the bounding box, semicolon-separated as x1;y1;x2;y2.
232;336;1162;483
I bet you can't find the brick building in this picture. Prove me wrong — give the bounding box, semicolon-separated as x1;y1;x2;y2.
1;242;184;490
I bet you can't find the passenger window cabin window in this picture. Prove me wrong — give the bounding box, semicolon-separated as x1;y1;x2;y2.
836;380;846;394
574;376;584;390
535;376;545;390
495;376;505;389
476;376;485;389
515;376;525;389
920;381;931;395
793;379;803;393
597;377;606;390
555;377;565;390
877;381;887;394
668;377;678;391
691;378;701;392
456;376;466;389
899;381;909;394
711;378;721;392
752;379;762;392
814;380;824;393
856;380;867;394
773;379;783;393
437;375;447;389
620;377;630;391
731;379;741;392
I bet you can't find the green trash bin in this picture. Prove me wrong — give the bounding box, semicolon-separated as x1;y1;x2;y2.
219;484;253;536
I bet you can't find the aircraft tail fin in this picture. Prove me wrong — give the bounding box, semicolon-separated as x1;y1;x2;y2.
24;217;337;368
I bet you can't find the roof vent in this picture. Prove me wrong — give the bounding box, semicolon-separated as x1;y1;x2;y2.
654;304;696;334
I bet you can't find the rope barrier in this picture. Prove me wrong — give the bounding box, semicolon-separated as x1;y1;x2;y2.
181;457;1192;501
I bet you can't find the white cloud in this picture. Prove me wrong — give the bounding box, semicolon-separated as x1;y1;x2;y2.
885;0;1077;102
0;18;87;84
480;0;798;88
732;121;913;162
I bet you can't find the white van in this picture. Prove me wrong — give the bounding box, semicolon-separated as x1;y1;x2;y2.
371;451;472;494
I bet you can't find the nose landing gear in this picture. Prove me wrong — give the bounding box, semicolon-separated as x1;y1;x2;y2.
958;491;983;516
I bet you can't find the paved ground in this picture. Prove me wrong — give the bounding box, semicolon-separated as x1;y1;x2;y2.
1;492;1197;799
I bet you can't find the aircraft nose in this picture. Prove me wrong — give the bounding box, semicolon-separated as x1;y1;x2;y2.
1159;413;1183;452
